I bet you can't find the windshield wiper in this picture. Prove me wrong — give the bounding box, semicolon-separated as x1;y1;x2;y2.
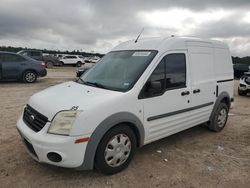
82;81;107;89
77;78;111;90
77;77;85;83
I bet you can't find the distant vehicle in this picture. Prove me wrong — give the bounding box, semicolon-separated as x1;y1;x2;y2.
53;54;64;58
0;51;47;83
84;56;100;63
76;66;93;77
18;50;60;69
238;72;250;95
90;56;100;63
17;37;233;174
233;63;250;78
59;55;84;67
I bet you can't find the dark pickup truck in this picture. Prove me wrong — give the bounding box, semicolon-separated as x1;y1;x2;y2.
18;50;60;68
233;64;250;78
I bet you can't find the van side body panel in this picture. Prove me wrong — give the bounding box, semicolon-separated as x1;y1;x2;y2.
213;47;234;100
186;41;216;127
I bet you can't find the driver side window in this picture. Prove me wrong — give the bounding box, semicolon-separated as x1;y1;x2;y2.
140;53;186;99
143;59;165;98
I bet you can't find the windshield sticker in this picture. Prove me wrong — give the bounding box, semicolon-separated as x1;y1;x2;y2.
123;82;130;86
132;51;151;57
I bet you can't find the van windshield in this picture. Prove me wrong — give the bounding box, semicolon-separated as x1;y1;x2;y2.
79;50;157;92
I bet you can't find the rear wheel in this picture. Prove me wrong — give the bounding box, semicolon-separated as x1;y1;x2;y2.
59;61;64;66
208;103;229;132
95;125;137;174
23;71;37;83
46;61;53;69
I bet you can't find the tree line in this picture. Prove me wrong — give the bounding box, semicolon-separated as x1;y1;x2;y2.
1;45;250;64
0;46;104;57
232;56;250;65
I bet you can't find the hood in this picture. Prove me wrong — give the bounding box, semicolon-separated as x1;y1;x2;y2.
28;81;122;120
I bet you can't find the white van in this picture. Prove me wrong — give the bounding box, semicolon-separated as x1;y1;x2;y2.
17;37;234;174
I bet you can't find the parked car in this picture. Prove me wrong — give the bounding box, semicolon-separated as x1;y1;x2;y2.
18;50;60;68
0;51;47;83
90;56;100;63
76;66;94;77
59;55;84;67
53;54;64;58
17;37;233;174
238;72;250;95
233;63;250;78
84;56;100;63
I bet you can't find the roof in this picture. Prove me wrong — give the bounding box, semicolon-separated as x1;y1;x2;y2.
0;51;18;55
112;36;228;52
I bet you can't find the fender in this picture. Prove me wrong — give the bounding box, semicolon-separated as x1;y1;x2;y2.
77;112;145;170
209;91;230;121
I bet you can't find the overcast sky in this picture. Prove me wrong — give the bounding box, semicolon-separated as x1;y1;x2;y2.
0;0;250;56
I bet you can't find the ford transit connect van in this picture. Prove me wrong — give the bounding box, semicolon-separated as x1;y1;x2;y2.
17;37;234;174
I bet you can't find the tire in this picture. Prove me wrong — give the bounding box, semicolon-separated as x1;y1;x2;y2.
208;103;229;132
59;61;64;66
23;71;37;83
95;125;137;175
46;61;53;69
76;61;82;67
238;88;247;96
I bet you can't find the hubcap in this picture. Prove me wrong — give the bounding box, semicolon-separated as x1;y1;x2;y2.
217;108;227;127
25;72;36;82
104;134;131;167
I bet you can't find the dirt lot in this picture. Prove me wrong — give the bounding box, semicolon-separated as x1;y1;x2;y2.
0;67;249;188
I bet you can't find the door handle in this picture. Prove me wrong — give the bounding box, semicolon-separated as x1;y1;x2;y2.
181;91;190;96
20;63;26;65
193;89;201;94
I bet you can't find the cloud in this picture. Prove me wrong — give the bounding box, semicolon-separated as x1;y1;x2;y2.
0;0;250;56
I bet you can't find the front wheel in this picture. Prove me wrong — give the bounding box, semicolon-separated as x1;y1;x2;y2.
95;125;137;174
23;71;37;83
208;103;229;132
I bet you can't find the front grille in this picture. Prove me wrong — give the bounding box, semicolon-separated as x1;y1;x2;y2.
23;105;48;132
23;138;38;159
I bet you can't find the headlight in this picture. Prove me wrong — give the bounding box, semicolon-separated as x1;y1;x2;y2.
48;110;81;135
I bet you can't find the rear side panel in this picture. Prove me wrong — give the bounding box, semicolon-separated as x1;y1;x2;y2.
213;48;234;100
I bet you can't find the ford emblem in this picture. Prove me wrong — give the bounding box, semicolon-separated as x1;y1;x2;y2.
29;115;35;121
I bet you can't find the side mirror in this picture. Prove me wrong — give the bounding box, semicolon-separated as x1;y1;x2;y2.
148;81;162;94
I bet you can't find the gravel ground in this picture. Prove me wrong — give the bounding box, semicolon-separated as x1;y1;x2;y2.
0;66;249;188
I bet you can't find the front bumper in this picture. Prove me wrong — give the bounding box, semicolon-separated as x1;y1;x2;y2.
238;85;250;92
16;117;90;168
